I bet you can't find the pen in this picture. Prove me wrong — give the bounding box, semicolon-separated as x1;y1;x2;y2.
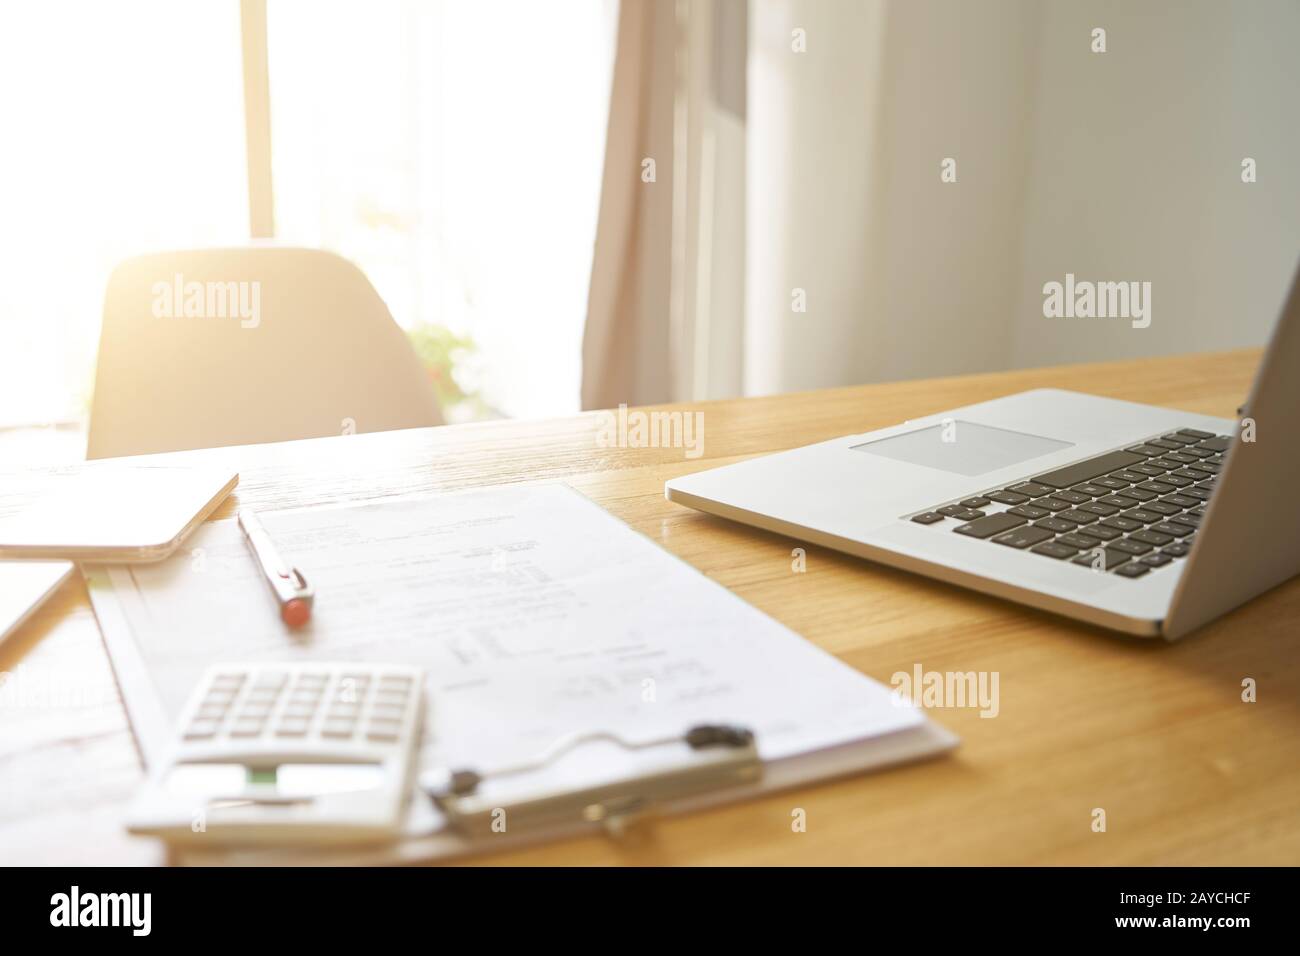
237;508;314;628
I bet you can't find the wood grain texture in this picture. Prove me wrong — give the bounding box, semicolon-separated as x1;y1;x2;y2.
2;347;1297;866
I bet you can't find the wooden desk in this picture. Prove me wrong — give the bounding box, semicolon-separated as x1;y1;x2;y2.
3;348;1298;866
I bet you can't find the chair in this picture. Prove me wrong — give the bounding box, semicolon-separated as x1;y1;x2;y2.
87;247;442;459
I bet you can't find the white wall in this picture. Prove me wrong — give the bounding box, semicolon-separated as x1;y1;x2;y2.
1011;0;1300;367
744;0;1300;397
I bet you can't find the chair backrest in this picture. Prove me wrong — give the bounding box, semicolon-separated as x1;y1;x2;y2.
87;247;442;459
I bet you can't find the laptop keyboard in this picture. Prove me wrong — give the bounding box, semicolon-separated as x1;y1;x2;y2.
907;428;1231;578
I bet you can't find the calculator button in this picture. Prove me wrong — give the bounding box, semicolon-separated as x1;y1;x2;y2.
240;701;275;719
184;719;221;739
321;719;357;738
230;718;266;737
283;702;318;718
371;701;406;719
275;719;311;737
332;685;367;705
326;705;361;721
366;723;400;742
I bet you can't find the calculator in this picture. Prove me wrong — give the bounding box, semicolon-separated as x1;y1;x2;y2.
126;662;425;846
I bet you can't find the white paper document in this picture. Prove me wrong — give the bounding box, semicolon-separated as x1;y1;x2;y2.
88;483;954;861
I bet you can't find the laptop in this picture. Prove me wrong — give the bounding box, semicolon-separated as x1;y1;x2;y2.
666;262;1300;639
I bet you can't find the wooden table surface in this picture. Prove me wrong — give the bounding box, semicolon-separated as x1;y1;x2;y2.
3;348;1297;866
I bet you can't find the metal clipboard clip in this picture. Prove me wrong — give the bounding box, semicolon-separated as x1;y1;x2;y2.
420;724;761;839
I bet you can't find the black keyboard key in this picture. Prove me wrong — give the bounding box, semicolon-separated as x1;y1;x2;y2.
1058;532;1102;550
1031;541;1079;559
1032;496;1072;511
1114;563;1150;578
992;526;1055;549
987;490;1030;505
1129;463;1168;477
1034;517;1076;533
1147;438;1184;450
1160;433;1198;445
1122;487;1158;501
1100;516;1143;532
953;512;1027;539
1110;470;1146;483
1097;494;1139;510
1072;483;1111;497
1092;476;1130;490
1182;488;1211;501
1034;450;1146;489
1007;481;1054;497
1159;474;1194;487
1177;428;1214;439
1111;538;1154;555
1072;548;1131;571
1152;457;1192;470
1161;541;1191;557
1170;469;1206;481
1050;490;1090;504
1058;510;1098;525
1130;529;1173;547
960;496;991;509
1179;446;1214;459
1123;508;1163;523
1075;523;1121;541
939;504;985;520
1171;512;1201;527
1127;445;1168;457
1143;501;1182;516
1078;501;1119;517
1187;461;1220;474
1196;436;1231;452
1007;504;1050;519
911;512;945;524
1136;480;1175;494
1140;552;1173;567
1162;493;1200;508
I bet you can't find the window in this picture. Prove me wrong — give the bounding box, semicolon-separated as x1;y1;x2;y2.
268;0;617;421
0;0;617;449
0;1;247;432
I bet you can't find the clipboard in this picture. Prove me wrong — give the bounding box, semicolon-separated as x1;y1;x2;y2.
422;724;762;839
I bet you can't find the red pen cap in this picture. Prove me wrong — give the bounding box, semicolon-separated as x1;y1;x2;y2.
281;598;312;628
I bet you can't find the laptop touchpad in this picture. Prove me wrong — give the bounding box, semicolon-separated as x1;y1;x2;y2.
852;421;1073;477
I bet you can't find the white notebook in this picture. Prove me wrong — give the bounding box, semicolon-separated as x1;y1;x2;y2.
86;482;956;863
0;559;73;646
